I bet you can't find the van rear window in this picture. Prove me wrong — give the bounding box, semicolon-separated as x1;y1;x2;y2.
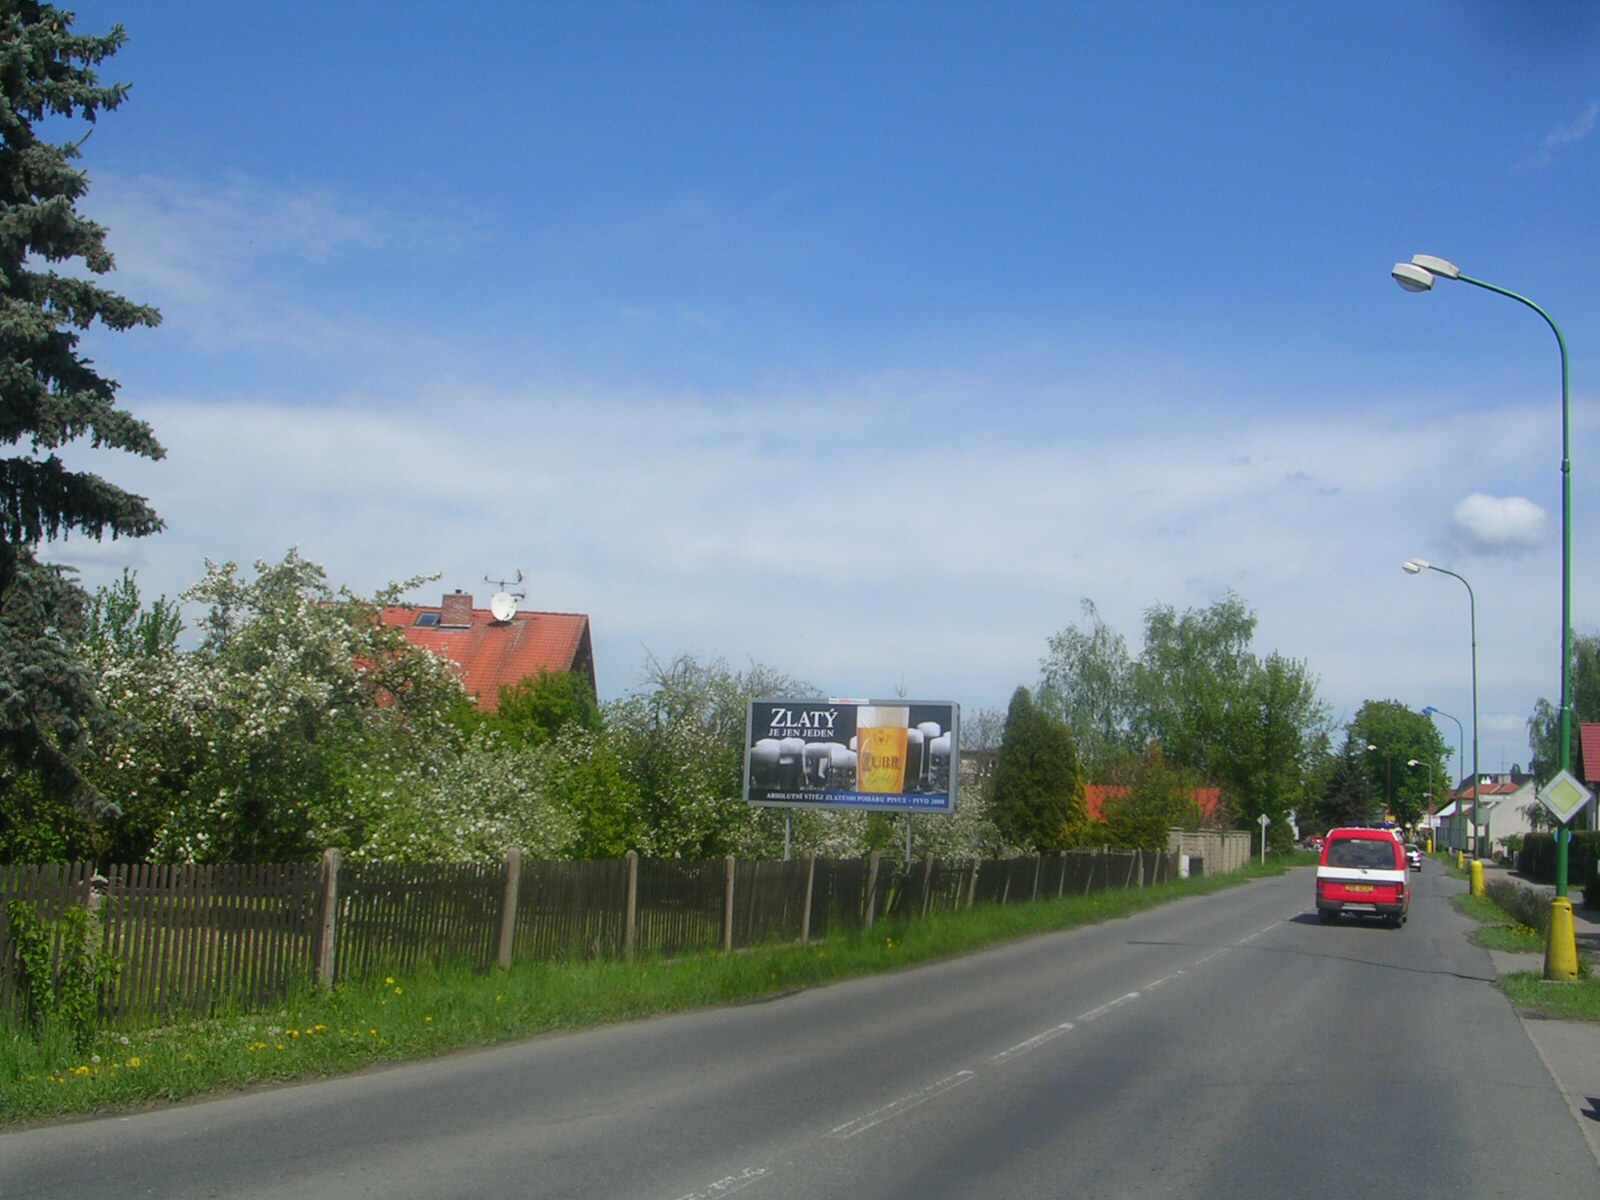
1328;839;1397;869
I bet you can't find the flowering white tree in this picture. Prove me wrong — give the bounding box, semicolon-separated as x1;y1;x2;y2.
84;553;468;862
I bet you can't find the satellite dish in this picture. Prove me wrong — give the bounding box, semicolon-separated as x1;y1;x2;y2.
489;592;517;622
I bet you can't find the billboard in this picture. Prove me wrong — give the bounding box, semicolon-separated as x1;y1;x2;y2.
744;699;960;813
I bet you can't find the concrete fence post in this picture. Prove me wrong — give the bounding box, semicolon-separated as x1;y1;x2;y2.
1031;854;1042;902
864;850;881;929
316;848;341;990
624;850;639;961
967;860;979;910
921;854;936;918
722;855;736;953
800;853;816;944
497;848;522;970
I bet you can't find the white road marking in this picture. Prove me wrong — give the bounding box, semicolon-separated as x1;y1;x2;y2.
670;1167;770;1200
989;1021;1076;1063
1235;921;1279;945
1076;991;1141;1022
1141;972;1179;992
827;1071;975;1139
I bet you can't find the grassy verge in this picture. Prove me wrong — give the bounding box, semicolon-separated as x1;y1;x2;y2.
1;853;1308;1127
1498;972;1600;1021
1452;892;1544;954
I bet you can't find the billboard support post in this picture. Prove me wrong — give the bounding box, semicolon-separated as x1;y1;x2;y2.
864;851;881;929
784;812;792;862
800;854;816;943
722;856;735;954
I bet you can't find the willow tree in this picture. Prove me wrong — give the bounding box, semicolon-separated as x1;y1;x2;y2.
0;4;162;819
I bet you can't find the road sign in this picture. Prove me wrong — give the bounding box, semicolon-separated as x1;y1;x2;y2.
1257;814;1270;829
1536;768;1592;826
1257;813;1270;863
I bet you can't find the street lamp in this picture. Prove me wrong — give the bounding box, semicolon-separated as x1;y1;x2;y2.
1407;758;1433;845
1422;706;1467;853
1404;558;1480;858
1365;743;1395;823
1393;253;1574;896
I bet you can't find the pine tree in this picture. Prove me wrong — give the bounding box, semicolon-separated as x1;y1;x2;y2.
990;686;1085;851
0;3;162;818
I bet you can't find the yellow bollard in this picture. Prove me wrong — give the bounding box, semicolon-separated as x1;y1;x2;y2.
1456;850;1465;871
1545;898;1579;982
1469;859;1485;897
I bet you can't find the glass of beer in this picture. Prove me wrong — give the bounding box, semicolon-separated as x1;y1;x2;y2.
856;705;910;794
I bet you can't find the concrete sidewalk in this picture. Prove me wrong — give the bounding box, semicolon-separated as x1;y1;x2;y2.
1478;863;1600;1170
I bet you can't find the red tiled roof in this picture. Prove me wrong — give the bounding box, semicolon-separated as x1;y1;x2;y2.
1451;780;1523;798
1084;784;1222;823
380;600;594;713
1582;724;1600;784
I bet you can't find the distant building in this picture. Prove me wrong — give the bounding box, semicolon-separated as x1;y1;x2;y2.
380;589;595;712
1436;775;1536;856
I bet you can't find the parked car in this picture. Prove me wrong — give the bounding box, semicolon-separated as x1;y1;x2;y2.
1316;827;1410;927
1405;844;1422;871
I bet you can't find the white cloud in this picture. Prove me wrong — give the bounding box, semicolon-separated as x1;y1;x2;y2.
1524;100;1599;168
80;174;457;359
1452;493;1547;552
40;382;1588;733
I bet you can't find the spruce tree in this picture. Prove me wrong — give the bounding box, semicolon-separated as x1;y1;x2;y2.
991;686;1085;851
0;3;162;818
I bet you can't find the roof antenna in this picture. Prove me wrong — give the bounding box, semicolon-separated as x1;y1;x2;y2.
484;569;525;624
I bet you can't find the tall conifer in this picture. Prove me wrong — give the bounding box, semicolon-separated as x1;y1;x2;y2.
0;3;161;816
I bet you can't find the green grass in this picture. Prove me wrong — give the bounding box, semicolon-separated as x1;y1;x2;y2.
0;853;1309;1127
1498;972;1600;1022
1452;892;1545;954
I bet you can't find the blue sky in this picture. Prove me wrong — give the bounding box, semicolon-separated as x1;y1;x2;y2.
45;0;1600;781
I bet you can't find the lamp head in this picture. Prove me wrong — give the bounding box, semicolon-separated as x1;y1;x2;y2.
1407;758;1422;767
1411;254;1461;280
1402;558;1429;574
1366;742;1378;752
1392;262;1435;293
1421;706;1436;716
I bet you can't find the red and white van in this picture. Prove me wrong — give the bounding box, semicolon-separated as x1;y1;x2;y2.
1315;827;1410;927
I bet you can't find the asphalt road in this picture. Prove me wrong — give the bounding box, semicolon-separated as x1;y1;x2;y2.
7;861;1598;1199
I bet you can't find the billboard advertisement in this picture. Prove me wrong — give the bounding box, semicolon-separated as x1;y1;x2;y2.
744;699;960;813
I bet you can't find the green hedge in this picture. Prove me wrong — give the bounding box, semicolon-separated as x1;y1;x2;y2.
1516;831;1600;885
1484;878;1552;935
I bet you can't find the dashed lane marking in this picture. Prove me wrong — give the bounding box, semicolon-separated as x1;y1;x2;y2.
670;1167;770;1200
827;1071;975;1139
1076;991;1141;1022
989;1022;1076;1063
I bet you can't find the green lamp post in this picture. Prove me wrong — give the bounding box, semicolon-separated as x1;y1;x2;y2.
1404;560;1480;858
1422;706;1466;852
1393;255;1573;896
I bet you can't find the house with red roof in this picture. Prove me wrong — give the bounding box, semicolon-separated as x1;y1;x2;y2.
1435;775;1536;856
380;589;596;713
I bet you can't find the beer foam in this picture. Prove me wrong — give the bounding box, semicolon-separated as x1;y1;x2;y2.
857;705;910;729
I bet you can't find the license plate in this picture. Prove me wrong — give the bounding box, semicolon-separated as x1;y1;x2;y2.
1346;884;1373;893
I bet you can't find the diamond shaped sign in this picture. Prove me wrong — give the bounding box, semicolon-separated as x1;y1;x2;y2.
1537;769;1592;825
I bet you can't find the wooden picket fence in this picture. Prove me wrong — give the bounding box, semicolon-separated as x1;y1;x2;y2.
1;848;1178;1026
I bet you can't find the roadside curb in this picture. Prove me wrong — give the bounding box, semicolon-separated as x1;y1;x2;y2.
1517;1014;1600;1173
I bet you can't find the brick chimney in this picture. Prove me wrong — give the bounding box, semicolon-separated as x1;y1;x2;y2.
440;590;473;628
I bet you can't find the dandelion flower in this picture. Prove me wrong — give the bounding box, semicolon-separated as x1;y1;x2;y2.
393;986;403;996
126;1057;142;1069
424;1016;433;1024
385;977;396;986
